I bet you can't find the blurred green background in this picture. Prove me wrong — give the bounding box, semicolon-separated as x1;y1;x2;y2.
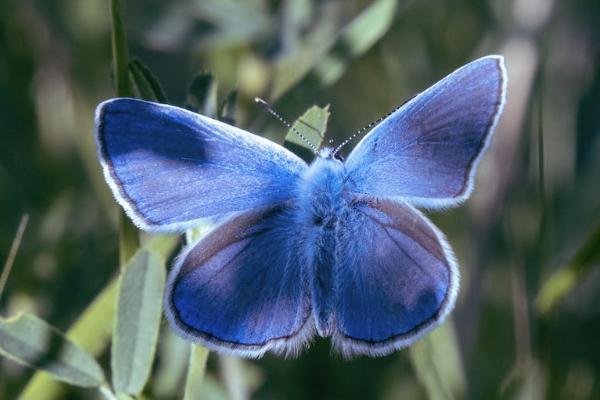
1;0;599;399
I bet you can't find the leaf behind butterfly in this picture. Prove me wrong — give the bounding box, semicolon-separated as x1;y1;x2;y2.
283;105;330;162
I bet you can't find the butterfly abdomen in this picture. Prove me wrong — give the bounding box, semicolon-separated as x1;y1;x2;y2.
295;157;349;336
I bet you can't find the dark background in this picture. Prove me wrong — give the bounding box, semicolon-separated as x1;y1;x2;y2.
1;0;599;399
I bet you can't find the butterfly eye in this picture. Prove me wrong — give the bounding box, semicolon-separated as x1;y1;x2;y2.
332;152;345;162
313;215;323;226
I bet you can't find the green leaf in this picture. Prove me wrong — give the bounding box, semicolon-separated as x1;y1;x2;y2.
218;89;238;125
312;0;400;85
129;59;168;103
112;249;166;395
271;0;404;99
119;214;139;267
283;105;330;162
0;313;105;387
20;277;119;399
187;72;218;117
187;374;229;400
536;222;600;314
153;331;190;398
218;355;263;400
184;345;210;400
409;321;465;400
20;236;178;400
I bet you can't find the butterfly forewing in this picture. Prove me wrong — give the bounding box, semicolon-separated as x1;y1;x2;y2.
344;55;507;209
95;98;306;232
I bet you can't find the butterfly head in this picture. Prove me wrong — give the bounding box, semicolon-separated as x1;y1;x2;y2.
317;146;344;162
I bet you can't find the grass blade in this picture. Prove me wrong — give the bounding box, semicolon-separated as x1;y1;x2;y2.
0;214;29;300
536;223;600;314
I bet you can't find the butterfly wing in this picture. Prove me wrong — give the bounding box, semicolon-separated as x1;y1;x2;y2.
95;98;306;232
344;55;507;209
164;203;313;358
332;195;458;357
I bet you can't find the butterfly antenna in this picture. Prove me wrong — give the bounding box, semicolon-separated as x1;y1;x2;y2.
255;97;318;153
331;104;404;157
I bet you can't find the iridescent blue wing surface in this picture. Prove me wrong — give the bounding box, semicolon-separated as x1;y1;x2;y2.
332;196;458;357
164;204;313;358
95;98;306;232
344;55;507;209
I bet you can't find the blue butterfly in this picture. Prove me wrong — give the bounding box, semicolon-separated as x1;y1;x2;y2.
95;55;507;358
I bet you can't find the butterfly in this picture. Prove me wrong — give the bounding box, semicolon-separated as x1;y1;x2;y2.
95;55;507;358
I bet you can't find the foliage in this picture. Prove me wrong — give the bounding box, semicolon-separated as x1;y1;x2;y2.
1;0;599;399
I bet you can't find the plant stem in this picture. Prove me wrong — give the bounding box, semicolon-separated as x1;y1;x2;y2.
99;386;118;400
0;215;29;301
108;0;139;263
109;0;131;98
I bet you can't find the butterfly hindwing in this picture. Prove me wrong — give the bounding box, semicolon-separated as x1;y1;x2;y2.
164;203;313;358
344;55;507;209
95;98;306;232
331;195;459;357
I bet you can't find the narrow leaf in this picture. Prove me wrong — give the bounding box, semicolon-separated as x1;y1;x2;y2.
184;345;210;400
20;278;119;399
129;59;168;103
187;73;218;117
283;105;330;162
112;249;166;395
409;321;465;400
218;89;238;125
0;214;29;300
20;235;178;400
536;222;600;314
119;215;139;267
0;313;105;387
153;331;190;398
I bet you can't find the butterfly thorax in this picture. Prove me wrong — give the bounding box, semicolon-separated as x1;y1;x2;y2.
296;156;347;228
296;156;349;336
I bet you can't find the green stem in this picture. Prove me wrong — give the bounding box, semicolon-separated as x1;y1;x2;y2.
109;0;139;263
183;345;210;400
110;0;131;98
99;386;119;400
0;215;29;301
